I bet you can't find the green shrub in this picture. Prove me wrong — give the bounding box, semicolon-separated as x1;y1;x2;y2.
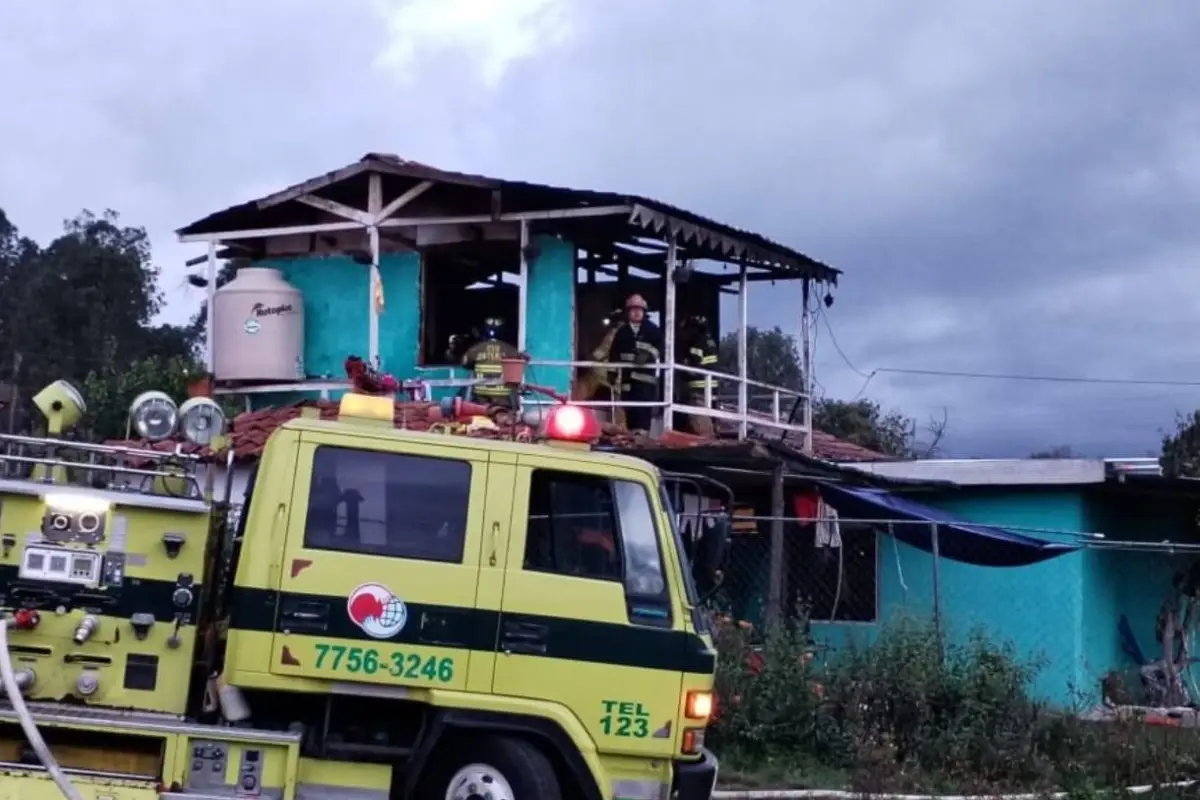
709;613;1200;793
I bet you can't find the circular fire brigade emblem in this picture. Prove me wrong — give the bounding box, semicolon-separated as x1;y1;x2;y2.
346;583;408;639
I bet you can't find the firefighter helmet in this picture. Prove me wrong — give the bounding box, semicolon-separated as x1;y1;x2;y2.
482;317;504;339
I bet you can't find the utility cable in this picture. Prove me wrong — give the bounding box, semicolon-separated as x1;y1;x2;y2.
816;308;877;399
872;367;1200;388
817;309;1200;389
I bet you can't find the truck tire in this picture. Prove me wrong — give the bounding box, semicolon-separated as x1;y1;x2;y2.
421;734;562;800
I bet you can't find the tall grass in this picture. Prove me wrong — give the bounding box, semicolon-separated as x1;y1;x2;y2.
709;614;1200;793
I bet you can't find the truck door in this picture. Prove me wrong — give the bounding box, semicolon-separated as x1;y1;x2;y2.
269;432;490;692
493;456;699;759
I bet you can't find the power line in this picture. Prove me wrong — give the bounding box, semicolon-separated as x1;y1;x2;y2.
816;308;878;398
818;308;1200;389
874;367;1200;388
817;308;872;380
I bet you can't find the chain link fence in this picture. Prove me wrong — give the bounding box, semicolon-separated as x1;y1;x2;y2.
715;514;1200;709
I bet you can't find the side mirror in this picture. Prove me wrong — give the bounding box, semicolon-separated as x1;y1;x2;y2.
692;514;731;595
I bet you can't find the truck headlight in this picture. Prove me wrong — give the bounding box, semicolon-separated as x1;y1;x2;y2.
179;397;227;446
129;391;178;441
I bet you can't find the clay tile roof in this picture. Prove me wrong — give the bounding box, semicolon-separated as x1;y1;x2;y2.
711;404;890;463
809;430;892;463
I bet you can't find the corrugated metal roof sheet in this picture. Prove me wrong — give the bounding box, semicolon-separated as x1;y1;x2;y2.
177;153;840;282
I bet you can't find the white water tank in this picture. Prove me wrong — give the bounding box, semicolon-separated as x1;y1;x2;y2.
211;267;305;382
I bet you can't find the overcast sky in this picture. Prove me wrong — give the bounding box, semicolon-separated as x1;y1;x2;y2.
2;1;1198;458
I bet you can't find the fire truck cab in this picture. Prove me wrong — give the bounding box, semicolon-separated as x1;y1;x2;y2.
0;381;727;800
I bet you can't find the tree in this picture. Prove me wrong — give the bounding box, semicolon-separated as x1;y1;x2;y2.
717;326;803;391
0;210;40;381
816;398;927;459
82;355;202;440
0;208;200;436
716;325;940;458
1161;411;1200;478
1030;445;1075;459
185;256;245;346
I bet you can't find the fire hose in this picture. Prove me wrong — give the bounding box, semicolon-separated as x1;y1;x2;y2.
0;610;83;799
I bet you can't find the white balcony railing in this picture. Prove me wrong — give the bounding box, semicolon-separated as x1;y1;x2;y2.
213;360;811;445
523;359;810;442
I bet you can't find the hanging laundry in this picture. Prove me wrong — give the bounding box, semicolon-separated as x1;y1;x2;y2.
371;263;385;314
679;494;722;540
793;489;820;524
815;498;842;549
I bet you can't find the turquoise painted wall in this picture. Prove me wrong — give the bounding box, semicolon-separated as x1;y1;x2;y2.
917;488;1198;705
924;488;1088;543
278;254;368;379
1080;548;1186;701
1084;491;1200;702
245;252;421;409
523;235;575;396
244;238;577;408
809;488;1093;705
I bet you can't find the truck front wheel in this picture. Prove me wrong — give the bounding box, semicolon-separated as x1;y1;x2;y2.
423;734;562;800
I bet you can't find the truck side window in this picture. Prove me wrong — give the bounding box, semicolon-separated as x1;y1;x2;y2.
612;480;667;599
524;470;668;601
304;445;472;563
525;470;621;581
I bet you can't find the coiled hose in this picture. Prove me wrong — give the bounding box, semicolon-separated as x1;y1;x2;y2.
0;616;83;799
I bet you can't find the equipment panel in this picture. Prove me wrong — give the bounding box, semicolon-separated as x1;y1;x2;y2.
0;481;213;715
185;738;287;798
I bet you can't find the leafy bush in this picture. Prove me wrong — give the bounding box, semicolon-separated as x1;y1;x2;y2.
710;613;1200;793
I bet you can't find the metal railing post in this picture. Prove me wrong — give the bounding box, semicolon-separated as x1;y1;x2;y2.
517;220;529;353
930;522;943;652
766;463;786;630
801;278;813;453
663;241;678;433
205;241;217;373
737;261;749;439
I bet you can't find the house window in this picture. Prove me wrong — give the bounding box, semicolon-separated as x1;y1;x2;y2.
420;248;520;366
303;446;472;563
524;469;669;600
784;522;877;623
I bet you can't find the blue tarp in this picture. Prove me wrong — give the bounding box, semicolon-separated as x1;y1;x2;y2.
817;484;1080;568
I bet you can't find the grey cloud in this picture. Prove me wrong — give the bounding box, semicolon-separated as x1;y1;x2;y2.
2;0;1198;457
451;1;1200;456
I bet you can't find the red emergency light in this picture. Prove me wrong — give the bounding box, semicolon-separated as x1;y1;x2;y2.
543;404;600;443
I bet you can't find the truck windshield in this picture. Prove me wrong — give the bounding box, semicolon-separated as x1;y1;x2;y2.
659;485;711;634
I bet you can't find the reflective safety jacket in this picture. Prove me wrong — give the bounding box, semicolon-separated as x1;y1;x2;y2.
462;338;521;398
609;321;664;392
590;325;620;389
682;331;719;391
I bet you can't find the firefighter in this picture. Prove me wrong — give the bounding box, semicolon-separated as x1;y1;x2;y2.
461;317;521;407
608;294;663;432
679;314;718;437
445;327;479;363
572;308;626;426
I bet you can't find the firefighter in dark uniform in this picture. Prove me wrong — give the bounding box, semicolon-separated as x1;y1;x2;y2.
462;316;521;407
608;294;663;432
679;314;718;437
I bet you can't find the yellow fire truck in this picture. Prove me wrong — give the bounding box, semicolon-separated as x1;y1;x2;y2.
0;380;726;799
